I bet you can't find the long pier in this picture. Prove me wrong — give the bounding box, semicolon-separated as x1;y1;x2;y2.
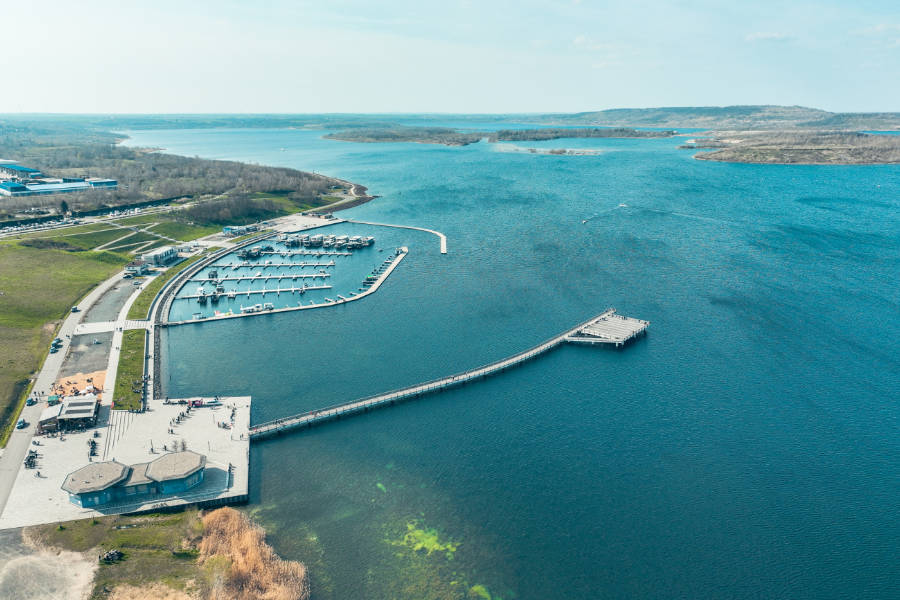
249;308;648;440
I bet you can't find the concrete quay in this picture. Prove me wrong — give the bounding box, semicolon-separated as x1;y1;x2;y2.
0;397;250;530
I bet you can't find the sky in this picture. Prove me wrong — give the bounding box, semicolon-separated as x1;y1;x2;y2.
3;0;899;113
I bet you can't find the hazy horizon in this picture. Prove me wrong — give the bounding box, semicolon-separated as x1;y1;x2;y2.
4;0;899;114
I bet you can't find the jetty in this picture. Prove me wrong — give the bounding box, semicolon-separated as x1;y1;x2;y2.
347;219;448;254
249;308;648;440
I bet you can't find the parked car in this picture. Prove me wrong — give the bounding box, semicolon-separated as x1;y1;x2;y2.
16;419;27;429
49;347;59;354
25;398;36;406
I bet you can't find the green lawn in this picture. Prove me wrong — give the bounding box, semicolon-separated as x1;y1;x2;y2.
112;329;145;411
145;220;220;241
0;242;127;445
61;228;136;250
126;252;211;320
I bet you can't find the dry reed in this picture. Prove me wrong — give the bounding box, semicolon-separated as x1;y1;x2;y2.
199;507;309;600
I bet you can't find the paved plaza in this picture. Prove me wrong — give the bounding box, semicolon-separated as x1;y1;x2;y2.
0;397;250;529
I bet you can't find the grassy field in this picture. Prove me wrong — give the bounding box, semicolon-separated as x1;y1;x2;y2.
0;243;127;444
127;252;211;320
29;510;206;599
112;329;146;411
146;220;220;241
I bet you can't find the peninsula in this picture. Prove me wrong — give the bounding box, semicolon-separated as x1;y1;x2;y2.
683;131;900;165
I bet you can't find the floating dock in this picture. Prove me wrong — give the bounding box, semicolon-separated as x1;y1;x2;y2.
259;250;351;257
179;285;332;300
249;308;647;440
211;261;336;270
193;273;331;283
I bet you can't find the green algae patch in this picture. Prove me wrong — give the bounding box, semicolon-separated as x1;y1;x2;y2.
468;584;493;599
393;522;459;559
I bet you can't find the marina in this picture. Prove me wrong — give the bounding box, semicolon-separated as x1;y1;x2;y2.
249;308;646;440
164;247;409;325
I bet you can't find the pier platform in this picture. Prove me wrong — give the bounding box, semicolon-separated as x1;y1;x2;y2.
566;312;649;346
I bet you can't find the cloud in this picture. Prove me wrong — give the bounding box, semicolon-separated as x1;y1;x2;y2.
745;32;792;42
852;23;900;36
572;34;616;52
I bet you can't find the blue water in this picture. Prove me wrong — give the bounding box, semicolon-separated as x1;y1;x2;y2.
124;129;900;600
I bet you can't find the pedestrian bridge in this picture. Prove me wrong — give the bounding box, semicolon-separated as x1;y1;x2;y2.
249;309;648;441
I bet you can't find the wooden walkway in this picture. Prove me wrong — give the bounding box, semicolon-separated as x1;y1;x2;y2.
249;308;647;440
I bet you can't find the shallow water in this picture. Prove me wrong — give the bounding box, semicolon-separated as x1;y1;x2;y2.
125;127;900;600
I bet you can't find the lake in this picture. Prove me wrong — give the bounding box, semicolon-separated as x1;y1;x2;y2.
123;126;900;600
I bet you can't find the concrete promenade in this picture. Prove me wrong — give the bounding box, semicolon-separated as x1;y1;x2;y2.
0;397;250;529
250;309;647;440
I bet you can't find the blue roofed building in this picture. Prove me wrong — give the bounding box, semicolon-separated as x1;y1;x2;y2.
0;160;117;198
61;450;207;508
0;181;30;196
0;164;42;179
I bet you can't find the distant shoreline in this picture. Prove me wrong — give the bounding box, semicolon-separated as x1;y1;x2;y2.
682;131;900;165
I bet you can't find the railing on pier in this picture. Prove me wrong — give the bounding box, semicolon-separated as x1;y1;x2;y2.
249;308;645;440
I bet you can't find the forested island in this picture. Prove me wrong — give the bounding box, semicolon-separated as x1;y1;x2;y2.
683;131;900;164
324;127;485;146
489;128;675;141
325;126;676;146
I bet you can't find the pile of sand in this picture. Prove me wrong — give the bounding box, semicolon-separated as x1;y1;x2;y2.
52;370;106;399
200;508;309;600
